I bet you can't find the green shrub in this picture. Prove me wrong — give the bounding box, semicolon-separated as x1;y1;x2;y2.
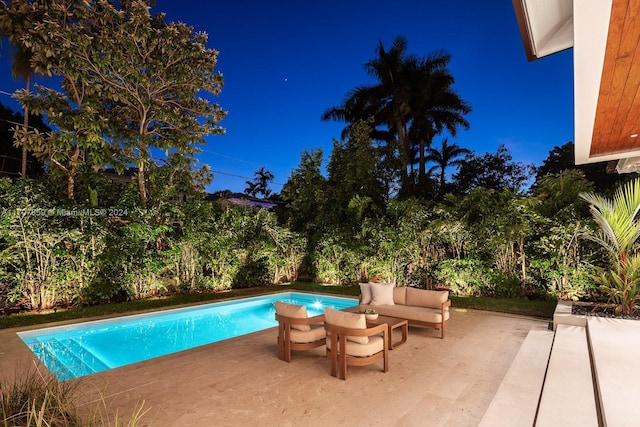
529;259;596;301
232;256;271;288
490;270;522;298
433;259;492;296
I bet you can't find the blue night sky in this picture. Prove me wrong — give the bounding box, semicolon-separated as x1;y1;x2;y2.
0;0;574;193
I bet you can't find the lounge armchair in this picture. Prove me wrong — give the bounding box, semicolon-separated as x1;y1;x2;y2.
324;308;388;380
275;301;326;362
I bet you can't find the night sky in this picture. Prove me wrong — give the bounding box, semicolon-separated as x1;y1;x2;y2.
0;0;574;193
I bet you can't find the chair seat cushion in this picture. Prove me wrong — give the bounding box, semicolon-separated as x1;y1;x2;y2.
327;335;384;357
290;324;326;343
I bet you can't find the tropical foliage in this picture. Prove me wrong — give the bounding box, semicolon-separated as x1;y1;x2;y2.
580;178;640;314
0;1;631;318
8;0;225;204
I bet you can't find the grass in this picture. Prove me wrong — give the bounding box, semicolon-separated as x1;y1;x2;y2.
450;295;558;319
0;365;149;426
0;282;556;330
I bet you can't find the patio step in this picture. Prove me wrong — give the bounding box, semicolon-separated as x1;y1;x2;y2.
479;325;554;427
588;317;640;426
535;324;598;427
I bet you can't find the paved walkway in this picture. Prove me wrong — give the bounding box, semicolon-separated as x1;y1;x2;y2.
0;308;546;426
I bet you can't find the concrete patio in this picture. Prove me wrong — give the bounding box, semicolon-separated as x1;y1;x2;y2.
0;306;544;426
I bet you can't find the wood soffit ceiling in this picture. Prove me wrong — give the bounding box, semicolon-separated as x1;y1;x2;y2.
513;0;640;169
590;0;640;158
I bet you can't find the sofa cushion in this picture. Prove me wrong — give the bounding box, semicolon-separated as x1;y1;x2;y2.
360;304;449;324
326;335;384;357
406;287;448;309
275;301;311;331
370;283;395;306
290;325;326;344
324;308;368;344
359;282;373;304
393;286;407;305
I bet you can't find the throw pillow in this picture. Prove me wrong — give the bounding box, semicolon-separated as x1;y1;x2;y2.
370;282;395;306
274;301;311;331
359;282;372;304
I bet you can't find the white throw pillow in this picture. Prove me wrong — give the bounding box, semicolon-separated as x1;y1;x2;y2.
359;282;372;304
370;283;395;306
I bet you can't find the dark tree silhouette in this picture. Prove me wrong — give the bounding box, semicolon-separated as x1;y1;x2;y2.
425;137;470;197
245;167;274;198
322;36;470;198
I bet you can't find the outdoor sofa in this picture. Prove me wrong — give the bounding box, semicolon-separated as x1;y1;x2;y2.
358;283;451;338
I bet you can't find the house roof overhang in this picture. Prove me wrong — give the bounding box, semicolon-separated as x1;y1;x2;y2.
513;0;640;172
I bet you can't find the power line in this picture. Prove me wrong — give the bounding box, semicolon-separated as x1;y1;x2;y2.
1;90;288;187
200;148;264;167
148;154;285;187
210;169;284;187
200;147;290;176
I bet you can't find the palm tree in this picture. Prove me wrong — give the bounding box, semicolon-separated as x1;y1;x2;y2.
322;37;470;197
425;137;470;196
0;0;38;177
407;52;471;185
245;167;274;198
580;178;640;314
322;36;414;185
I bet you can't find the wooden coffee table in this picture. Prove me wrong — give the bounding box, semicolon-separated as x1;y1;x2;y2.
366;315;408;349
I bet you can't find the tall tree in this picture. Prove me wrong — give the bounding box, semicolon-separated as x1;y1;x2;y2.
406;52;471;187
322;36;470;197
18;0;226;205
326;119;386;223
425;137;470;197
13;0;116;199
452;145;534;194
0;0;42;177
536;141;626;192
0;102;46;177
281;149;327;232
322;37;414;187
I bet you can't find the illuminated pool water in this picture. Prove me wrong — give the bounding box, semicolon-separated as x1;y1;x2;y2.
18;292;357;381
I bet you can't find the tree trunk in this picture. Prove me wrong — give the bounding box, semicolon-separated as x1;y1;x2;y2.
520;238;526;295
418;138;425;183
396;119;411;194
21;75;31;178
67;145;80;200
138;158;148;208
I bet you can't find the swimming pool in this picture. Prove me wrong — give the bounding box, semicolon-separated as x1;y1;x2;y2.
18;292;357;381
